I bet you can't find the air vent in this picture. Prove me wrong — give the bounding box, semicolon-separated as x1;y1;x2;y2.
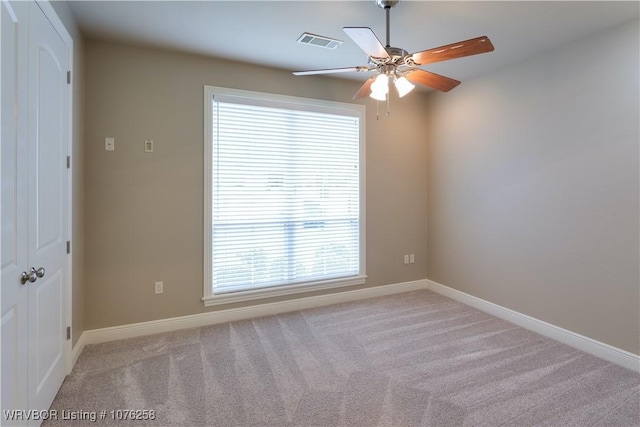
297;33;343;49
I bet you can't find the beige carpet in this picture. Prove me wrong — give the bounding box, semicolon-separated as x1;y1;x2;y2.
46;290;639;426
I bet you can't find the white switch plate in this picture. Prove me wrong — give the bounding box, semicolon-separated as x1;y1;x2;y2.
404;255;409;264
105;137;115;151
410;254;415;264
145;139;154;153
154;281;163;294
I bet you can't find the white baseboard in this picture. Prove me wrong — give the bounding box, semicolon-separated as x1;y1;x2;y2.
77;279;428;350
71;278;639;374
71;332;86;369
425;279;640;373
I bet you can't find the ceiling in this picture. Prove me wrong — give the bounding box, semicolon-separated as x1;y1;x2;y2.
66;1;639;85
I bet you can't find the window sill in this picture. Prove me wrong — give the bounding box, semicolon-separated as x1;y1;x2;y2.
202;275;367;307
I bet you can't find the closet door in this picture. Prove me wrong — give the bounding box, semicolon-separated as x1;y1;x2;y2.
26;0;69;412
1;0;29;419
1;1;69;423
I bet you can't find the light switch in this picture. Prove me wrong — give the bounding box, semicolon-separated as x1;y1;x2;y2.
105;137;115;151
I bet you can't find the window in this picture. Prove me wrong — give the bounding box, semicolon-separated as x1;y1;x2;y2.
203;86;366;306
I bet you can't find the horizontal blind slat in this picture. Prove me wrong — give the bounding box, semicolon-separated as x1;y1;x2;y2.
211;96;361;293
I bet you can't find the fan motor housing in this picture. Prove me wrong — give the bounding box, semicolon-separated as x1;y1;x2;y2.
385;46;408;61
369;46;409;67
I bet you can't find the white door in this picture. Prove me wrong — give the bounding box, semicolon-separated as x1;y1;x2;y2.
26;0;69;413
1;0;30;420
1;0;69;423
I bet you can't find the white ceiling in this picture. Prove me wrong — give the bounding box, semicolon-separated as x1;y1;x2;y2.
67;1;639;84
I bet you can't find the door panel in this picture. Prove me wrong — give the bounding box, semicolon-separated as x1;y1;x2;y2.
34;270;63;395
1;0;29;421
1;308;21;419
1;0;19;271
30;15;65;254
26;1;68;415
34;45;64;250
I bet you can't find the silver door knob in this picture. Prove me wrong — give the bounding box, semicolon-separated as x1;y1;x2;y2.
32;267;45;278
20;270;37;285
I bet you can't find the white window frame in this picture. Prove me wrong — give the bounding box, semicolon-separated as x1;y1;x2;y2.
203;86;366;306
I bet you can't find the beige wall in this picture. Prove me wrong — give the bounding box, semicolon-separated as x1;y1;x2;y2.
50;0;85;347
83;40;429;329
82;20;638;355
426;21;639;354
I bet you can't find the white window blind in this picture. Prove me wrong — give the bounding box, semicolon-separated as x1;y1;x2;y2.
205;87;365;302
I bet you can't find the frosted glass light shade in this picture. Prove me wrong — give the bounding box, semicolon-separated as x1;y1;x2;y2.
395;76;415;97
370;73;389;101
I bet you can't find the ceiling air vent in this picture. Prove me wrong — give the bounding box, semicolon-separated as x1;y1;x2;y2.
297;33;343;49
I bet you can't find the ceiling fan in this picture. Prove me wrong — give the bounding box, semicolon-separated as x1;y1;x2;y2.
293;0;494;101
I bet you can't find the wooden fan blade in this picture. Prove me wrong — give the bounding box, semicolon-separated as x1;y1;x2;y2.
352;76;377;99
293;66;370;76
405;69;460;92
343;27;390;60
411;36;494;66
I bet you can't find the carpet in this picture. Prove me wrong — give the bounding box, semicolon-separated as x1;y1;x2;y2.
45;290;640;426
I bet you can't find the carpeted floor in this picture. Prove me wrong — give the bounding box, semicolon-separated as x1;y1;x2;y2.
46;290;640;426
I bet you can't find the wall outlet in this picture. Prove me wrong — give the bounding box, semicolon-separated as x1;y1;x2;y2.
410;254;415;264
404;255;409;264
145;139;154;152
154;281;163;294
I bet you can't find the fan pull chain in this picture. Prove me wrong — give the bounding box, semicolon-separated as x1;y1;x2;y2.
375;97;392;120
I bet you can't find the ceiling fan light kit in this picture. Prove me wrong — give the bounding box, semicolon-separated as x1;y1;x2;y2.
293;0;495;112
394;76;415;98
370;73;389;101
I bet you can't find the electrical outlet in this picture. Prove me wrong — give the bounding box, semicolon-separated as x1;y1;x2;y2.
154;281;163;294
145;139;154;152
404;255;409;264
410;254;415;264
